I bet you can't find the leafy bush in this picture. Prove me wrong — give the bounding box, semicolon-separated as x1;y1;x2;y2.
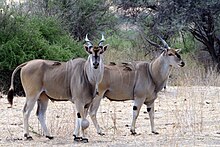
0;12;86;70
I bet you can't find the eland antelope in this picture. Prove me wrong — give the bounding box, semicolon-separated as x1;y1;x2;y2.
89;36;185;135
7;34;108;143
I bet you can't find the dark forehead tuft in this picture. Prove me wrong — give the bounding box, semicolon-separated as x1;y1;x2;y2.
92;46;101;53
168;48;176;53
168;48;181;58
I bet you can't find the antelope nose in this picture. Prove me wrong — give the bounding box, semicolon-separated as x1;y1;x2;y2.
93;62;99;69
180;61;185;67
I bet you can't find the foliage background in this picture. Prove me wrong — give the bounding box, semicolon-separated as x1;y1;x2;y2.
0;0;220;94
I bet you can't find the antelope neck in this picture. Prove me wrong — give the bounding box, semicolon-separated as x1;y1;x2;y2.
85;56;104;85
149;56;171;92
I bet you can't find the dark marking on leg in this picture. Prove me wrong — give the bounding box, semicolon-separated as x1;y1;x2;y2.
77;113;81;118
147;108;151;112
133;106;137;110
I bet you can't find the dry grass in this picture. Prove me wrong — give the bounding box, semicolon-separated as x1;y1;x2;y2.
0;86;219;146
0;52;220;146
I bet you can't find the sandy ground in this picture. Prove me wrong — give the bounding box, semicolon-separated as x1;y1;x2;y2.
0;86;220;147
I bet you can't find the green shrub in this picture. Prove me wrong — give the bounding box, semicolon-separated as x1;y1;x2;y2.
0;13;86;70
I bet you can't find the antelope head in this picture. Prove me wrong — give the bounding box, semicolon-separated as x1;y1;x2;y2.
84;34;108;69
145;35;185;68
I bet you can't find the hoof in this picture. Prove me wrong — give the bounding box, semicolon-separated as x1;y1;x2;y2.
73;135;83;142
73;135;89;143
152;131;159;135
7;105;12;108
26;136;33;140
130;130;137;135
24;134;33;140
46;136;54;140
81;138;89;143
98;132;105;136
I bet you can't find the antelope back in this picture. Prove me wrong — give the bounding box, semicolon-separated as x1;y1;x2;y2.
98;62;136;100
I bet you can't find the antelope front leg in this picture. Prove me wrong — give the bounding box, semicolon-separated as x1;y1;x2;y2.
147;103;159;134
73;101;89;143
130;98;145;135
73;112;81;140
89;96;104;135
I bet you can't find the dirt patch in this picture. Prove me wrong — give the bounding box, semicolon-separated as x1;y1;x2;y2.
0;86;220;146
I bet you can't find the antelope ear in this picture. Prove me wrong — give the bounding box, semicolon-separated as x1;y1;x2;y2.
100;44;108;54
176;49;181;53
162;48;168;56
84;45;92;54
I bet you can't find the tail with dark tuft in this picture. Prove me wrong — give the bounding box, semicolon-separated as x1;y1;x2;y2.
7;62;28;108
7;88;14;107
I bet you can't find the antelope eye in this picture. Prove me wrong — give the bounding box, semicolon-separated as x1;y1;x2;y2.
89;46;93;49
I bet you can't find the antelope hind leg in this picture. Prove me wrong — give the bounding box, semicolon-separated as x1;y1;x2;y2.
89;96;105;135
37;93;54;139
23;95;39;140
